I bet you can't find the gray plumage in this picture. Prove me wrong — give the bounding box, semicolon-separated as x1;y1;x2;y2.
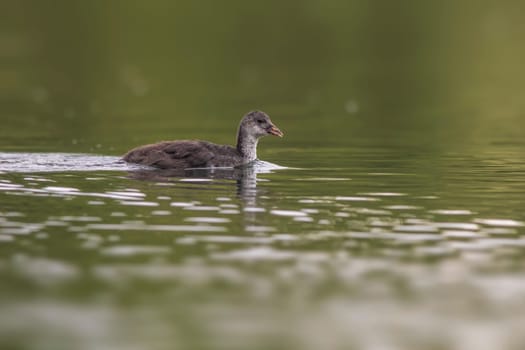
123;110;283;169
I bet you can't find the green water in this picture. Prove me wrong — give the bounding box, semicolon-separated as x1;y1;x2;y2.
2;1;525;349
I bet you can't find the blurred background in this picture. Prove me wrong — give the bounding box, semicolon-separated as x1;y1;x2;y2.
2;2;525;350
2;0;525;155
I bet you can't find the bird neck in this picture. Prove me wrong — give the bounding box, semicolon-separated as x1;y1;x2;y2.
236;129;258;163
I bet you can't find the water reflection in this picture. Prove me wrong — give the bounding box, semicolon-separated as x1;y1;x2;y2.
2;148;525;350
126;159;284;206
126;160;289;236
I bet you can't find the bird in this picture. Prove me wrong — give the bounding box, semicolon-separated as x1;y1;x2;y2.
122;110;283;169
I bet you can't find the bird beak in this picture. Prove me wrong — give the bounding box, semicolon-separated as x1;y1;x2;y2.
267;123;284;137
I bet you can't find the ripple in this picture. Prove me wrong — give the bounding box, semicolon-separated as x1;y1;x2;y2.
434;222;479;231
23;177;55;182
176;235;272;244
183;206;220;211
294;216;314;222
179;178;213;182
101;245;171;256
119;201;159;207
0;153;127;172
351;208;391;215
450;238;525;251
219;204;238;208
443;230;481;239
362;192;406;197
245;225;275;232
86;223;226;232
298;177;351;181
219;209;241;215
380;232;443;242
430;209;474;215
0;234;14;242
345;232;375;239
484;228;517;235
414;246;456;257
474;219;525;227
384;205;422;210
0;222;43;235
244;207;266;213
170;202;195;207
212;247;296;261
106;191;145;198
185;217;231;223
0;182;151;201
0;211;24;217
270;210;308;217
93;263;246;284
394;225;438;233
298;199;334;204
151;210;172;216
11;256;79;284
335;196;379;202
0;183;24;190
52;216;101;222
43;186;79;192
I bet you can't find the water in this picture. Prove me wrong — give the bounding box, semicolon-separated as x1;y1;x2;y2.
2;147;525;350
3;1;525;349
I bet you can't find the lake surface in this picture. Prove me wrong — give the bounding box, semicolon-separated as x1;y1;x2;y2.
2;1;525;349
2;146;525;350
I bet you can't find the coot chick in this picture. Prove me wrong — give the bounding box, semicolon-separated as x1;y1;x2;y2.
123;110;283;169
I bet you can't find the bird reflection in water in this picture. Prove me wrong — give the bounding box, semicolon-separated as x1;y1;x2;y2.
126;161;281;205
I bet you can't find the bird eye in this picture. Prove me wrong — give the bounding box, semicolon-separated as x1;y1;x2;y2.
256;119;264;124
